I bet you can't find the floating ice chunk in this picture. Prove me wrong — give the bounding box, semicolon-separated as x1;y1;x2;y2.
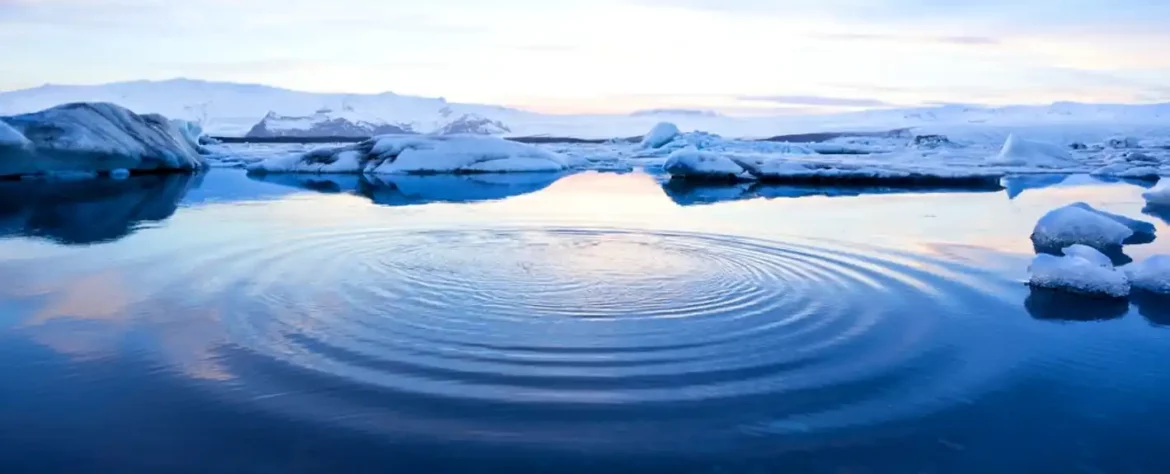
989;134;1076;168
1091;163;1162;180
248;134;572;174
1061;244;1113;268
640;122;681;149
662;148;751;180
1144;182;1170;206
1106;136;1142;149
0;103;205;178
1029;246;1130;298
1068;202;1157;237
1031;203;1142;251
109;168;130;180
1127;255;1170;294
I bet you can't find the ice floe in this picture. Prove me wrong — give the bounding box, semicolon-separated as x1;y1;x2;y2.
640;122;681;149
1127;255;1170;295
1028;245;1130;298
1031;202;1155;252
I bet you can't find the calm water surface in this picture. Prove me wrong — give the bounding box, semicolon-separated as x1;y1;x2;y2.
2;170;1170;473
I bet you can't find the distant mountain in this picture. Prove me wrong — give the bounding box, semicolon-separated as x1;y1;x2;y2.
0;79;531;137
630;109;721;118
245;109;415;138
1;78;1168;140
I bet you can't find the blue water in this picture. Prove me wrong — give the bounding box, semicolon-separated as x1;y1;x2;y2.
2;170;1170;473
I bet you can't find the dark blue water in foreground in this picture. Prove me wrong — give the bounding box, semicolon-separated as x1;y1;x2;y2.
2;170;1170;473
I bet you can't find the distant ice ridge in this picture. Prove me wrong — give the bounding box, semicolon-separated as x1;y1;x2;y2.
0;102;206;178
247;135;580;174
1029;245;1130;298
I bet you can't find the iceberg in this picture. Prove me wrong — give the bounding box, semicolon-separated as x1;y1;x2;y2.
1091;163;1162;180
0;102;205;178
1106;136;1142;149
247;135;577;175
1127;255;1170;294
988;134;1076;168
1028;245;1130;298
1031;203;1154;252
640;122;681;149
1143;181;1170;206
662;148;752;181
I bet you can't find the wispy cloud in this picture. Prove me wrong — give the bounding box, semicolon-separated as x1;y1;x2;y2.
815;33;1000;45
738;95;894;107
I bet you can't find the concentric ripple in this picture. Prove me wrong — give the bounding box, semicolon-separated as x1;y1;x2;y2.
135;225;1021;452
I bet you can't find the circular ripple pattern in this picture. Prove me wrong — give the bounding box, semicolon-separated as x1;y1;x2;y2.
144;226;1021;452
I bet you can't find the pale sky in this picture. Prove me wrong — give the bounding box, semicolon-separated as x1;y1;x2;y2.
2;0;1169;114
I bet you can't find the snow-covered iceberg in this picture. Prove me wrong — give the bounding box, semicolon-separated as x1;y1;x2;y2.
1127;255;1170;294
1031;202;1155;252
1144;181;1170;206
1028;245;1130;298
0;102;205;178
247;135;578;174
640;122;681;149
988;134;1076;168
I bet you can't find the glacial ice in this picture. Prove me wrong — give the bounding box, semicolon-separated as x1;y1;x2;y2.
0;102;205;178
662;148;751;180
247;134;577;174
1028;246;1130;298
1127;255;1170;294
1031;203;1153;251
988;134;1076;168
0;120;29;148
640;122;681;149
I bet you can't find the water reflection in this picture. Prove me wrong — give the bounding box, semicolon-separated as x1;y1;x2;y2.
661;178;1003;206
1144;204;1170;226
1024;287;1130;322
1132;290;1170;327
1002;174;1155;200
248;172;567;206
1002;174;1069;199
0;174;196;244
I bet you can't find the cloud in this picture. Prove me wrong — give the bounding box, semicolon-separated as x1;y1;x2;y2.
738;95;893;107
815;33;1000;45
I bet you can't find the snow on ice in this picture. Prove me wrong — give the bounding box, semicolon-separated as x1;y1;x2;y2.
1031;202;1155;252
1127;255;1170;294
640;122;681;149
1029;245;1130;298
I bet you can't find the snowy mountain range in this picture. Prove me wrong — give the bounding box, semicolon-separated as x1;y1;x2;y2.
1;79;1169;140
